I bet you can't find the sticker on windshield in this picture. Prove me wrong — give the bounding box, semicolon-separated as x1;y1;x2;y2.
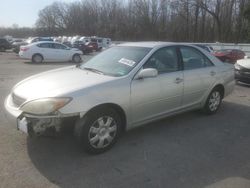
118;58;136;67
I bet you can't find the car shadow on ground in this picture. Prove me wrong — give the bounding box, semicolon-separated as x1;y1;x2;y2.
27;101;250;188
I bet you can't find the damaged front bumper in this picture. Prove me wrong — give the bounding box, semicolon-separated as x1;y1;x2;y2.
4;94;79;136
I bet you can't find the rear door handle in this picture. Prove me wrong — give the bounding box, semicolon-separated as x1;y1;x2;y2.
174;77;183;84
210;71;216;76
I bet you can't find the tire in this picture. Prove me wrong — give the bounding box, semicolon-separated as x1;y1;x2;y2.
74;107;122;154
72;54;81;63
32;54;43;63
203;88;222;115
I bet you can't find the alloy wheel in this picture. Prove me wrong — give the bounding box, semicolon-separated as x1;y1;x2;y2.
88;116;117;149
208;91;221;112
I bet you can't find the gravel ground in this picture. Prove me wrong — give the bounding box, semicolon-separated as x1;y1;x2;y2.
0;51;250;188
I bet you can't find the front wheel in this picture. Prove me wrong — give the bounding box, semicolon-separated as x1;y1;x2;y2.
74;107;122;154
203;89;222;115
72;54;81;63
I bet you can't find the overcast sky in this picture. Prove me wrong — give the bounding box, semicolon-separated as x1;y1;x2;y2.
0;0;79;27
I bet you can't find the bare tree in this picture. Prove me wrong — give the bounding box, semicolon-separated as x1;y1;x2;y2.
32;0;250;42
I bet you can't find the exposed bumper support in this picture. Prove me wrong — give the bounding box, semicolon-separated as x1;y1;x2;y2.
4;94;79;136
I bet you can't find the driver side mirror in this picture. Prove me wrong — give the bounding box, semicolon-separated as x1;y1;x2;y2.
135;68;158;79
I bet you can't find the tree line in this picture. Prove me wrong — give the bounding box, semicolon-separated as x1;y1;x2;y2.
2;0;250;43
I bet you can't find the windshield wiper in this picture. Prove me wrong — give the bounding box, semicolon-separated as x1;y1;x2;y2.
83;67;105;75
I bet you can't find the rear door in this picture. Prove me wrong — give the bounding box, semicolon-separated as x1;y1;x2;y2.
36;43;54;61
131;46;184;124
179;46;217;108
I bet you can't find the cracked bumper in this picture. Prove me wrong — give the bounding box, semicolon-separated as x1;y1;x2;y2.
4;94;79;135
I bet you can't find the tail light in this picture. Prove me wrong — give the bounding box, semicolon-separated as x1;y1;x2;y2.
20;46;29;51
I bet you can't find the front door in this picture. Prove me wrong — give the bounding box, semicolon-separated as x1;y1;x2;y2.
131;46;184;125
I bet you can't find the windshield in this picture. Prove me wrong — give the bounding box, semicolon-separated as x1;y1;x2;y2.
80;46;151;77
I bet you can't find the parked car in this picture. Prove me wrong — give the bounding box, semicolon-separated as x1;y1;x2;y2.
0;38;12;51
79;36;91;44
91;37;103;50
13;37;54;54
86;41;99;51
75;42;99;54
193;44;214;53
62;41;72;48
213;49;245;63
19;41;83;63
70;40;92;54
10;38;25;45
72;40;84;48
5;42;235;154
235;58;250;84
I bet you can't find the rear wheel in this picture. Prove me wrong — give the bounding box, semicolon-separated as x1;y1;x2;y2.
72;54;81;63
74;107;122;154
32;54;43;63
203;88;222;114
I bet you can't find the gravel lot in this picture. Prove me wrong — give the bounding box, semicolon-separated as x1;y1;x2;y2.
0;51;250;188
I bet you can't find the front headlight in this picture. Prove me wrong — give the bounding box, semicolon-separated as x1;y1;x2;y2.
234;63;241;70
20;97;72;115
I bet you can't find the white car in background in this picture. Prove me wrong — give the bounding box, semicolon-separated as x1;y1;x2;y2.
19;41;83;63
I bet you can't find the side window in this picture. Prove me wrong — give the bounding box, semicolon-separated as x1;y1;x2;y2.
54;43;67;49
180;46;213;70
143;47;179;74
37;43;53;48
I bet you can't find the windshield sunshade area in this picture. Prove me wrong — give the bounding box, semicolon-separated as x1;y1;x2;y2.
80;46;152;77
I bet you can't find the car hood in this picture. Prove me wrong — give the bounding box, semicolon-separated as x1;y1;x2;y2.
237;59;250;69
12;66;116;100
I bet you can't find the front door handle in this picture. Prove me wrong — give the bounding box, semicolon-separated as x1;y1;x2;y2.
210;71;216;76
174;77;183;84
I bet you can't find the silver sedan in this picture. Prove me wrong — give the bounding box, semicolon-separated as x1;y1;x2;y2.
4;42;235;153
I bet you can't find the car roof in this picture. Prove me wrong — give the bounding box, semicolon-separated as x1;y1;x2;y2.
32;41;57;44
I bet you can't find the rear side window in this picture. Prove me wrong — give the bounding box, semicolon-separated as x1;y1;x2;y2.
37;43;53;48
180;46;214;70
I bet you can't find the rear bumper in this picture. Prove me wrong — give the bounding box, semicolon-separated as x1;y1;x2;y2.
18;51;30;59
